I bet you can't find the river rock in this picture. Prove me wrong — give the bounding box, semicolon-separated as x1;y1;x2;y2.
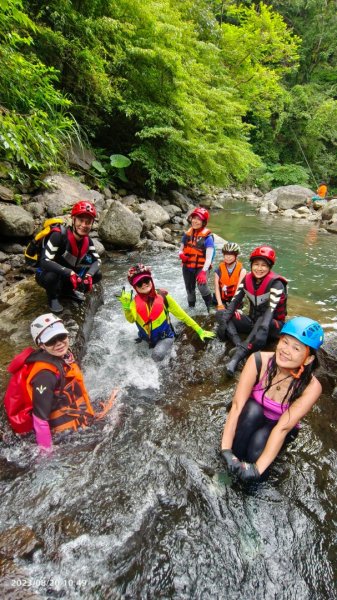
0;203;34;237
168;190;194;211
282;208;298;218
33;174;104;217
0;184;14;202
98;201;142;248
321;199;337;221
297;206;311;214
138;201;170;227
264;185;314;210
0;525;41;558
163;204;182;218
152;225;165;241
259;206;269;215
325;221;337;233
25;201;45;219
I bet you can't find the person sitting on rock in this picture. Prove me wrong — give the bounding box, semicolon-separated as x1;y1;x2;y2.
220;317;323;482
116;264;215;361
218;245;288;376
36;200;102;313
178;207;215;312
214;241;246;310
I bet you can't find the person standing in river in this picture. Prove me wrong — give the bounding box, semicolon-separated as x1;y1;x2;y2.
116;264;215;361
178;207;215;313
35;200;102;313
218;245;288;376
220;317;323;482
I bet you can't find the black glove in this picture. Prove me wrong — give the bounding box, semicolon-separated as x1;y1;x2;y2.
237;462;260;482
250;326;268;349
220;449;241;474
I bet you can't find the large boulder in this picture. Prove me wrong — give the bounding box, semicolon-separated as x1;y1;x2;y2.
168;190;194;211
98;201;142;248
138;200;170;226
321;199;337;221
32;174;105;217
264;185;314;210
0;203;34;237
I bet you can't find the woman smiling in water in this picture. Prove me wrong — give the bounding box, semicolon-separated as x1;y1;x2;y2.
220;316;324;481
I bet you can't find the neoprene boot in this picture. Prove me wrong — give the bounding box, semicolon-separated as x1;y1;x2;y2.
225;345;249;377
48;296;63;314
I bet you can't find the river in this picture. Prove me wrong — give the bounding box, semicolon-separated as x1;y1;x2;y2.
0;201;336;599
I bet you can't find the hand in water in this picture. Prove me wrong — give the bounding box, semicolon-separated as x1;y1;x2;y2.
197;328;216;342
237;462;260;482
220;449;241;474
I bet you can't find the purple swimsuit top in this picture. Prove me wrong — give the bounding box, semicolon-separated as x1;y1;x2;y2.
251;369;301;428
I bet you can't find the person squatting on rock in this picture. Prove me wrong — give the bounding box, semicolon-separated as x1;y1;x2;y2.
27;314;94;451
220;317;324;482
36;200;102;313
116;264;215;362
217;245;288;376
178;207;215;312
214;240;246;310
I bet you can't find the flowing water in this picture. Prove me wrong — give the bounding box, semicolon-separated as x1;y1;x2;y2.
0;201;336;599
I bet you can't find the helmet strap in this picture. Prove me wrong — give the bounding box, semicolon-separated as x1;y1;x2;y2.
290;345;310;379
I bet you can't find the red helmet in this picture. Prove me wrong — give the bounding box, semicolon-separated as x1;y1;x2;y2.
127;263;153;286
189;207;209;224
250;245;276;266
71;200;97;220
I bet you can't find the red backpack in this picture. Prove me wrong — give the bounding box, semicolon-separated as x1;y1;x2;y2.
3;347;36;434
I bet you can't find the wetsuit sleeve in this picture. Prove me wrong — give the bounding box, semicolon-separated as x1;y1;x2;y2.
86;238;102;277
39;231;72;277
31;370;59;421
261;280;286;328
165;294;204;333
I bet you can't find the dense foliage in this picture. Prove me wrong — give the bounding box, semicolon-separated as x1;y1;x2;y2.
0;0;336;192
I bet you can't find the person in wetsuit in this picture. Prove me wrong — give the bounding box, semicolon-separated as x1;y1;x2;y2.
36;200;101;313
217;245;288;376
220;317;323;482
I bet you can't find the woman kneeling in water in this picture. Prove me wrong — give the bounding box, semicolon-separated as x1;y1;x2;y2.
220;317;324;482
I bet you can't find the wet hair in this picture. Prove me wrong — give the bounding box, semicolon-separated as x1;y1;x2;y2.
262;348;319;407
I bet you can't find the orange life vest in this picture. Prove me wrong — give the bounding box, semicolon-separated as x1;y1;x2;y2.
317;184;327;198
183;227;213;269
26;360;94;433
218;261;243;303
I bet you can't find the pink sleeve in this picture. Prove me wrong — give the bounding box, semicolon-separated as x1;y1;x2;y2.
32;414;52;449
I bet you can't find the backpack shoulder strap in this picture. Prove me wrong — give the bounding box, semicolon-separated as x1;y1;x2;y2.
254;351;262;385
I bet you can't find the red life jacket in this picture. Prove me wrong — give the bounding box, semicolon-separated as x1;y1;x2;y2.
218;261;243;303
183;227;213;269
244;271;288;321
61;228;90;269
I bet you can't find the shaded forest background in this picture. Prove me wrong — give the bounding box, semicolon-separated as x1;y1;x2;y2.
1;0;336;194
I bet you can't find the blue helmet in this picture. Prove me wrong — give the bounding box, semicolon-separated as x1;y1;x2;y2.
280;317;324;350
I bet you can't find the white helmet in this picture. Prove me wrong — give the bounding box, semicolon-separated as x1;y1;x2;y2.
30;313;68;345
223;241;240;254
